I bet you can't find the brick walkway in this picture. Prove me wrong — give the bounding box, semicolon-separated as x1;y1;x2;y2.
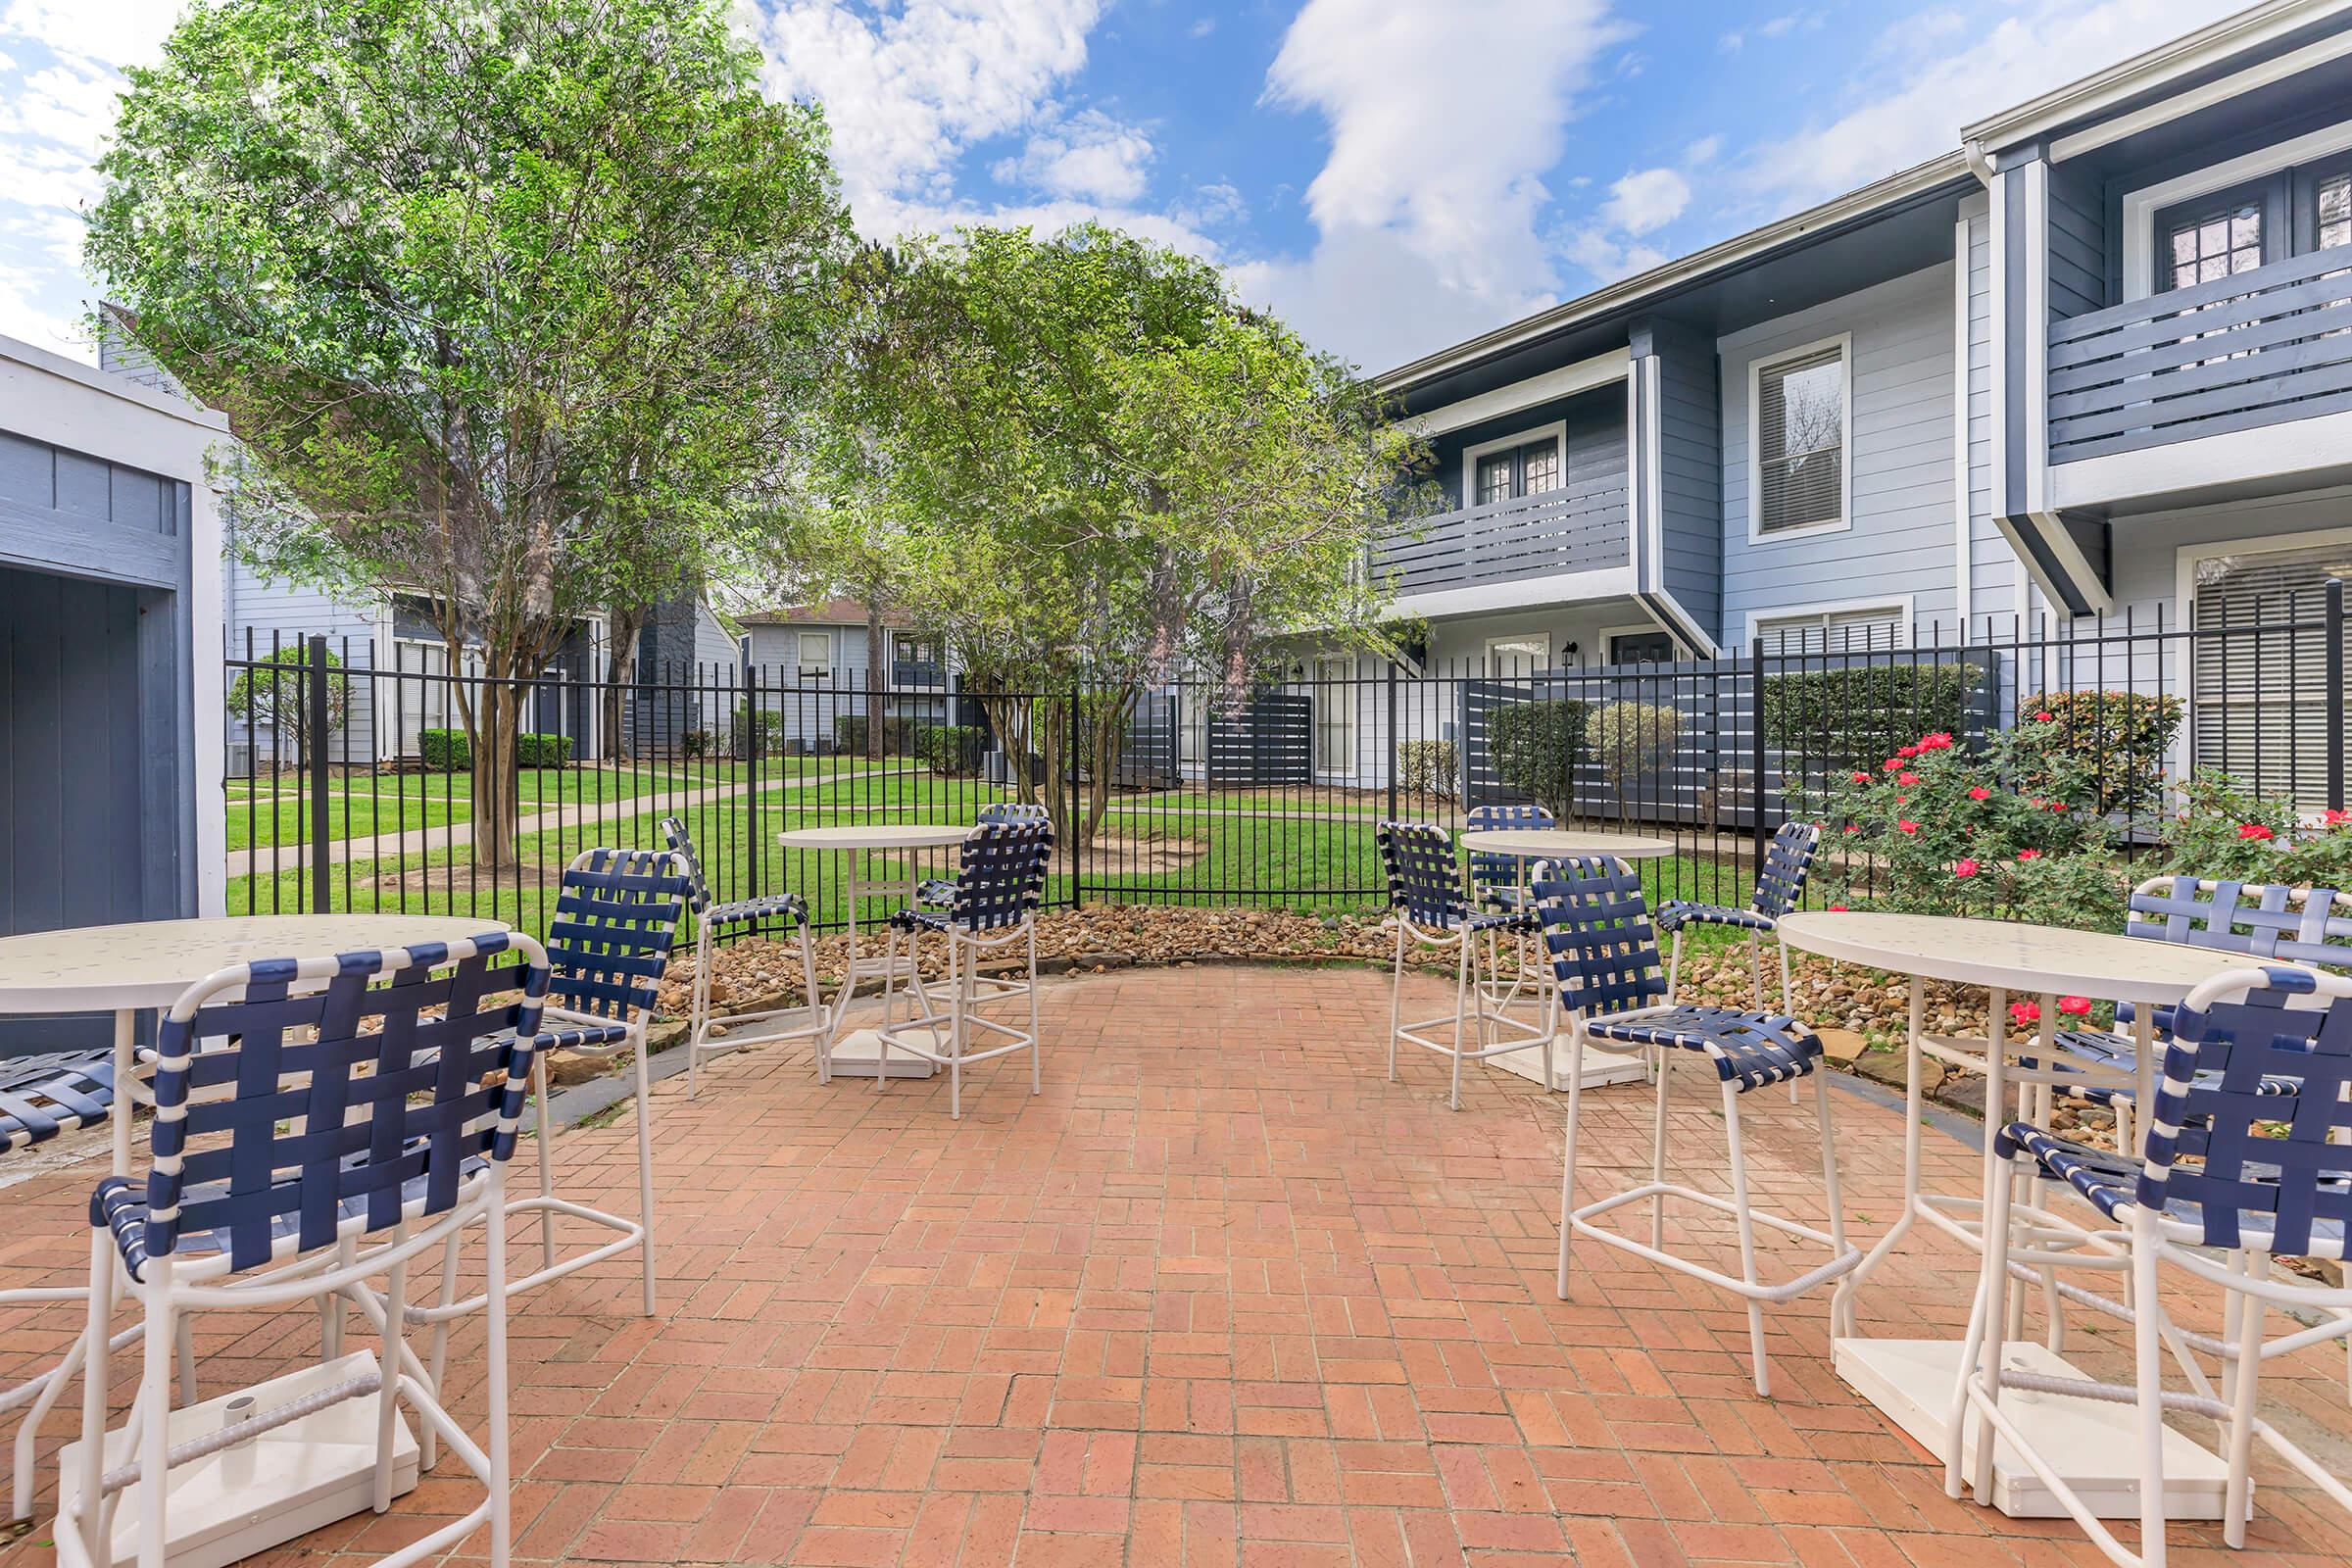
4;963;2349;1567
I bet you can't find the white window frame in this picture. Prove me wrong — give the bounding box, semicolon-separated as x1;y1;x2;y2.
1746;332;1853;544
1482;631;1552;674
2122;120;2352;302
1460;420;1567;510
1312;655;1355;776
1745;595;1913;654
795;629;833;678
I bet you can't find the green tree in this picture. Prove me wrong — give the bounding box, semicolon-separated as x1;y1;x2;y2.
87;0;848;865
226;643;351;764
828;225;1427;854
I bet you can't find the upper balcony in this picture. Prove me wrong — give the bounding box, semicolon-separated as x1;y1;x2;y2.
1375;478;1632;613
2046;245;2352;502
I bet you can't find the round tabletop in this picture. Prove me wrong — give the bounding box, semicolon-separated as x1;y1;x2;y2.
1457;828;1677;860
777;823;975;852
0;914;514;1012
1776;910;2274;1002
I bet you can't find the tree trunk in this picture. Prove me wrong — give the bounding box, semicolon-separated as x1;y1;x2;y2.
466;646;534;873
1036;691;1073;856
865;602;887;762
976;685;1036;805
602;607;644;762
1080;685;1138;853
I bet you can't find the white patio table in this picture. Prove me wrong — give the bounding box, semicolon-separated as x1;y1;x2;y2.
776;823;974;1079
1454;829;1675;1092
1777;909;2259;1523
0;912;509;1555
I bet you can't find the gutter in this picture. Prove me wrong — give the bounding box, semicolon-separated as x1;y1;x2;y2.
1376;152;1973;395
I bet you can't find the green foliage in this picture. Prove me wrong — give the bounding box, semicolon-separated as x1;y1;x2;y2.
1395;740;1458;800
1761;663;1984;764
920;725;986;777
418;729;470;771
679;730;714;760
225;644;350;757
2019;690;2183;815
1486;702;1588;816
1591;703;1681;793
834;713;913;756
515;733;573;767
2162;770;2352;886
1812;723;2124;928
732;705;788;758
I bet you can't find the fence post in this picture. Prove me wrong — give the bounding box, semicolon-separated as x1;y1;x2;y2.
1749;635;1769;872
1068;683;1083;911
307;633;333;914
1385;662;1398;822
2328;575;2346;813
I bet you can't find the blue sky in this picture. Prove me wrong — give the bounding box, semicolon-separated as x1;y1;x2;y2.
0;0;2248;373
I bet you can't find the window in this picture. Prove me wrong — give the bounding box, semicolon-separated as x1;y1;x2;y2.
795;630;832;678
1752;340;1847;537
1467;430;1562;508
1755;605;1905;658
2158;180;2272;291
1484;633;1550;675
1607;630;1678;664
1179;687;1207;764
2190;540;2352;810
1313;657;1354;774
2317;167;2352;251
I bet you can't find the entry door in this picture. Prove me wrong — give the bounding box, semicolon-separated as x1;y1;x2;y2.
1313;658;1354;774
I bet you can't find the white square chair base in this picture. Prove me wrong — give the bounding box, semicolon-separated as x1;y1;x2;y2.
55;1350;420;1568
1488;1039;1650;1093
824;1026;941;1079
1834;1336;2232;1520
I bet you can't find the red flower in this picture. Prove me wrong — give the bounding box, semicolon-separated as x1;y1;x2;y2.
2047;801;2069;812
1967;786;1991;802
2325;808;2350;826
2017;848;2041;860
1920;731;1954;751
1894;794;1907;805
1897;819;1919;835
1895;771;1917;785
1898;745;1921;759
1841;823;1860;834
1882;759;1903;772
2237;823;2277;841
1952;858;1981;877
2009;1000;2041;1026
1828;904;1848;912
2058;996;2091;1017
1850;771;1870;784
2034;711;2055;722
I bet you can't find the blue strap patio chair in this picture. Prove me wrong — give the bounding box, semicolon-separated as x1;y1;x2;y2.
1375;820;1551;1110
1537;855;1858;1397
49;932;546;1568
1657;818;1820;1013
1952;965;2352;1568
660;814;823;1097
876;819;1056;1118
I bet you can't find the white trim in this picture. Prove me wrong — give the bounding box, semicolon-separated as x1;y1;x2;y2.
1642;359;1665;590
1988;170;2009;547
1595;619;1684;666
1459;419;1568;510
2048;24;2352;165
1404;350;1629;437
1312;653;1356;776
2048;406;2352;509
2022;160;2050;517
1745;332;1853;544
1964;0;2343;150
1744;594;1915;650
2120;117;2352;302
795;627;834;677
2025;511;2115;615
1394;564;1638;622
1952;212;1973;637
1378;154;1970;391
1482;631;1554;674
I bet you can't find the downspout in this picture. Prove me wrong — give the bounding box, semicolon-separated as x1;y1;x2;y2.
1963;138;1994;189
1957;138;1995;646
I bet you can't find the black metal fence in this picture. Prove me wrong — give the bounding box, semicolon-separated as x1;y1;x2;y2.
221;580;2349;944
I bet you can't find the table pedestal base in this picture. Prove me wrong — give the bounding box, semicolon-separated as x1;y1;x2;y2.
57;1350;418;1568
1834;1336;2231;1520
825;1026;940;1079
1488;1040;1650;1092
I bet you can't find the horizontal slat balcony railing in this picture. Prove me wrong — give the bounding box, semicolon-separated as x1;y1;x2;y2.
2048;245;2352;463
1375;476;1629;599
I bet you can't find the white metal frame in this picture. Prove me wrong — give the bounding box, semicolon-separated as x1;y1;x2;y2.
1385;911;1553;1112
1948;967;2352;1567
872;914;1043;1120
684;902;825;1097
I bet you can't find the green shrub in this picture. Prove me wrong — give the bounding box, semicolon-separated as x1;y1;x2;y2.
1395;739;1458;800
679;729;713;759
2017;689;2182;815
1486;701;1588;816
920;724;986;776
2161;770;2352;887
834;712;914;755
1761;662;1984;765
1591;702;1680;795
515;732;572;767
732;705;788;757
417;728;470;771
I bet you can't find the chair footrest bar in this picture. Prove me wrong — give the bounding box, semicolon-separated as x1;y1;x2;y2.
1570;1183;1863;1301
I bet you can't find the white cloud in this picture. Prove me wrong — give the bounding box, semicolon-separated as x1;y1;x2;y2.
1596;167;1688;236
1258;0;1631;369
1745;0;2242;206
1174;179;1248;229
992;106;1153;203
1189;18;1216;39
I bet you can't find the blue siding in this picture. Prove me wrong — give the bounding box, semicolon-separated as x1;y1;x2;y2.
2047;161;2106;322
1647;321;1723;645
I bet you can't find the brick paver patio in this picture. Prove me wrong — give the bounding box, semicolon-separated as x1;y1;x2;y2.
4;962;2349;1566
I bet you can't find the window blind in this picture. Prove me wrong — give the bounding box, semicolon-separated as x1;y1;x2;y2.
2191;544;2352;808
1756;347;1844;534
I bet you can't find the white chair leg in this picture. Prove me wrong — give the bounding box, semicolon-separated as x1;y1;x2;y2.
1969;1146;2018;1504
1556;1017;1585;1299
1666;927;1685;1002
1648;1045;1673;1250
687;920;710;1100
1718;1083;1771;1397
1387;923;1404;1083
948;933;965;1121
1448;934;1471;1111
802;922;826;1085
1942;1246;1995;1500
633;1036;658;1317
532;1054;558;1274
2132;1206;2168;1568
374;1227;410;1513
1027;924;1042;1097
1747;930;1764;1008
1777;934;1799;1104
423;1229;462;1472
175;1314;195;1404
1810;1066;1848;1261
2222;1251;2265;1548
484;1181;514;1567
73;1230;113;1564
137;1291;174;1568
